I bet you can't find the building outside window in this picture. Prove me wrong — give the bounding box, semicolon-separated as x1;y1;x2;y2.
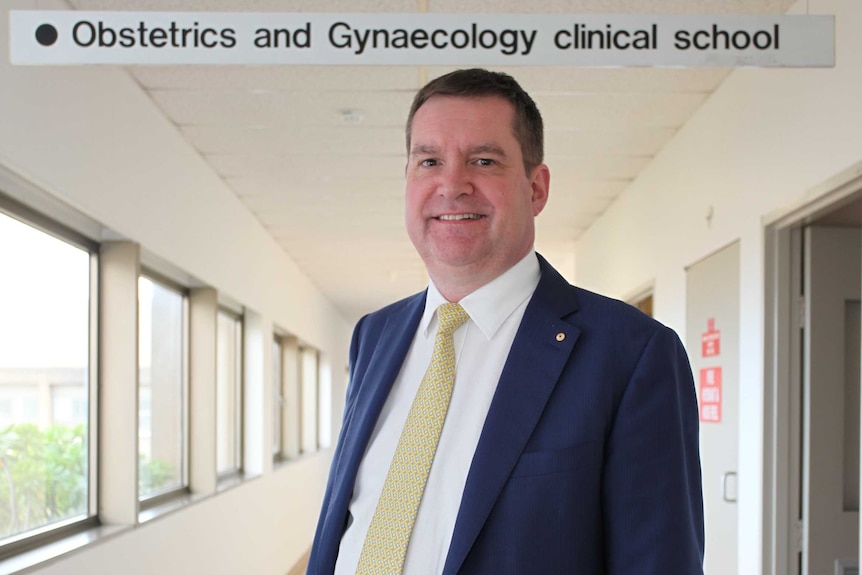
0;208;93;546
138;275;187;502
216;310;242;475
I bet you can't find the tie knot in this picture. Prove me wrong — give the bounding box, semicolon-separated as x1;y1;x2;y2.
436;302;470;335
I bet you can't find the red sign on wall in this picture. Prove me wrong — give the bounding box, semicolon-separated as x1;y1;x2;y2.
702;317;721;357
699;366;722;423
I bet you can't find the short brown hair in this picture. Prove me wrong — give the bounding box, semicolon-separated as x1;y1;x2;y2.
406;69;544;173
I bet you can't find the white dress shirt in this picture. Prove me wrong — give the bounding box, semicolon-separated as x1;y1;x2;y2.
334;251;541;575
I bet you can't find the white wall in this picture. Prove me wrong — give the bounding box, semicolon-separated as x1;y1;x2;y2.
572;1;862;573
32;457;331;575
0;1;352;573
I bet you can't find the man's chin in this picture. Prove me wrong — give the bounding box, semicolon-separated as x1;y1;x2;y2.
423;249;487;272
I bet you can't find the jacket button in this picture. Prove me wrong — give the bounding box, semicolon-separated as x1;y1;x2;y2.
556;332;566;342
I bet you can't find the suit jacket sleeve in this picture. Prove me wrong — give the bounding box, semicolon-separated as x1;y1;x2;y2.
602;325;704;573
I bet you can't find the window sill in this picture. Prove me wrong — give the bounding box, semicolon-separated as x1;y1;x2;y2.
0;523;126;575
138;490;210;525
216;471;260;494
0;470;267;575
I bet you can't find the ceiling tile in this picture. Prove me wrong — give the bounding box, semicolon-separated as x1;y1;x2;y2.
427;67;730;94
536;92;709;129
150;89;414;127
212;154;407;180
132;66;421;92
545;127;676;157
547;155;650;180
182;124;405;154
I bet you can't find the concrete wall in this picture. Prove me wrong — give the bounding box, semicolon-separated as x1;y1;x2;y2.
571;0;862;573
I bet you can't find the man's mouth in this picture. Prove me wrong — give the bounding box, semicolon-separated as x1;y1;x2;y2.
435;214;484;221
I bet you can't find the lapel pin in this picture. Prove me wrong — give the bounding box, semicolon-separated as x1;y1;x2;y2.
556;332;566;342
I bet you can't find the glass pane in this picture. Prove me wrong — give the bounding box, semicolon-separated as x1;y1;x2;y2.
300;348;318;453
138;277;184;499
318;360;332;449
0;211;90;541
272;339;282;457
216;313;240;474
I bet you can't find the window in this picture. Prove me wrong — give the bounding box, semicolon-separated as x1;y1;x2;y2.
0;207;95;548
216;311;243;475
51;384;87;427
281;337;301;460
300;347;319;453
318;359;332;449
272;337;283;460
138;275;187;502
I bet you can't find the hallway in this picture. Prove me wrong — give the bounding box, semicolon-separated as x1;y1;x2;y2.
0;1;859;574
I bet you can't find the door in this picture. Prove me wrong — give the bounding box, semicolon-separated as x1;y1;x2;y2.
802;225;860;575
686;241;740;575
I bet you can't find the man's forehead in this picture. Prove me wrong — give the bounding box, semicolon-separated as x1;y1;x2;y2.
413;93;514;119
408;95;518;147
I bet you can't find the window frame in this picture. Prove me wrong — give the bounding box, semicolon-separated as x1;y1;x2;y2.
215;308;244;479
137;270;191;510
0;192;100;560
272;335;284;462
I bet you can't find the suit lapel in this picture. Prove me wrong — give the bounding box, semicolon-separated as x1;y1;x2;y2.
316;293;426;574
443;258;581;575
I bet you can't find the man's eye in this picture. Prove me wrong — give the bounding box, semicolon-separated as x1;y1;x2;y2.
420;159;438;167
476;158;496;167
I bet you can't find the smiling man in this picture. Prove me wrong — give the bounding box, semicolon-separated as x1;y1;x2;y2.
308;69;704;575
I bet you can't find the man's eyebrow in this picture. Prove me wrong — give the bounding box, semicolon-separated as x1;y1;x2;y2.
409;143;509;157
410;144;439;156
469;143;507;157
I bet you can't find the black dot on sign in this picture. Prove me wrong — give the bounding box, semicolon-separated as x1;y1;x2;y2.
36;24;58;47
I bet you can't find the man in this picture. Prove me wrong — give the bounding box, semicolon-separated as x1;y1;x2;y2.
308;69;704;575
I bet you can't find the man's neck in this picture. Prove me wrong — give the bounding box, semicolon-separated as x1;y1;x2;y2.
427;250;535;303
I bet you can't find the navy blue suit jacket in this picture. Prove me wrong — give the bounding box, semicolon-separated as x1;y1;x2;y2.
309;255;704;574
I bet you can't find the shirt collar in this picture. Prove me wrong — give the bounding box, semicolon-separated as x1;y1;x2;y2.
421;251;541;341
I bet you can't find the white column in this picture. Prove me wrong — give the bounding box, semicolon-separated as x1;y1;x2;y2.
189;287;217;495
98;241;139;525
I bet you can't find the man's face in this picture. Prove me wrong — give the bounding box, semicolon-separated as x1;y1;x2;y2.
405;95;549;290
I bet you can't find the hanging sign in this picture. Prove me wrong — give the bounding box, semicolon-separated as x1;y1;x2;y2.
10;12;834;67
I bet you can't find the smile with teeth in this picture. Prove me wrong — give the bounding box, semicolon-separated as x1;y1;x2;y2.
436;214;483;221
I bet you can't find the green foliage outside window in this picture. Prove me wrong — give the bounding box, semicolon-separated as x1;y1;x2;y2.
0;423;178;542
139;454;177;496
0;423;86;540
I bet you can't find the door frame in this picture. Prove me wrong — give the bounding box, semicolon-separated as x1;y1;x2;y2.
763;162;862;575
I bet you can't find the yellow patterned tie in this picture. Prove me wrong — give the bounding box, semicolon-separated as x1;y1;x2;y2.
355;302;470;575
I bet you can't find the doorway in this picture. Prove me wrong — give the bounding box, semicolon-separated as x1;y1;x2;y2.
764;173;862;575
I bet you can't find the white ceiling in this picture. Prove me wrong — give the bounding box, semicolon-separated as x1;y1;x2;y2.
69;0;792;324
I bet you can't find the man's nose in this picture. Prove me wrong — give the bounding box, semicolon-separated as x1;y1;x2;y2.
437;163;473;198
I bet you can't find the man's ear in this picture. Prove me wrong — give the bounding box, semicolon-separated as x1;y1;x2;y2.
530;164;550;216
